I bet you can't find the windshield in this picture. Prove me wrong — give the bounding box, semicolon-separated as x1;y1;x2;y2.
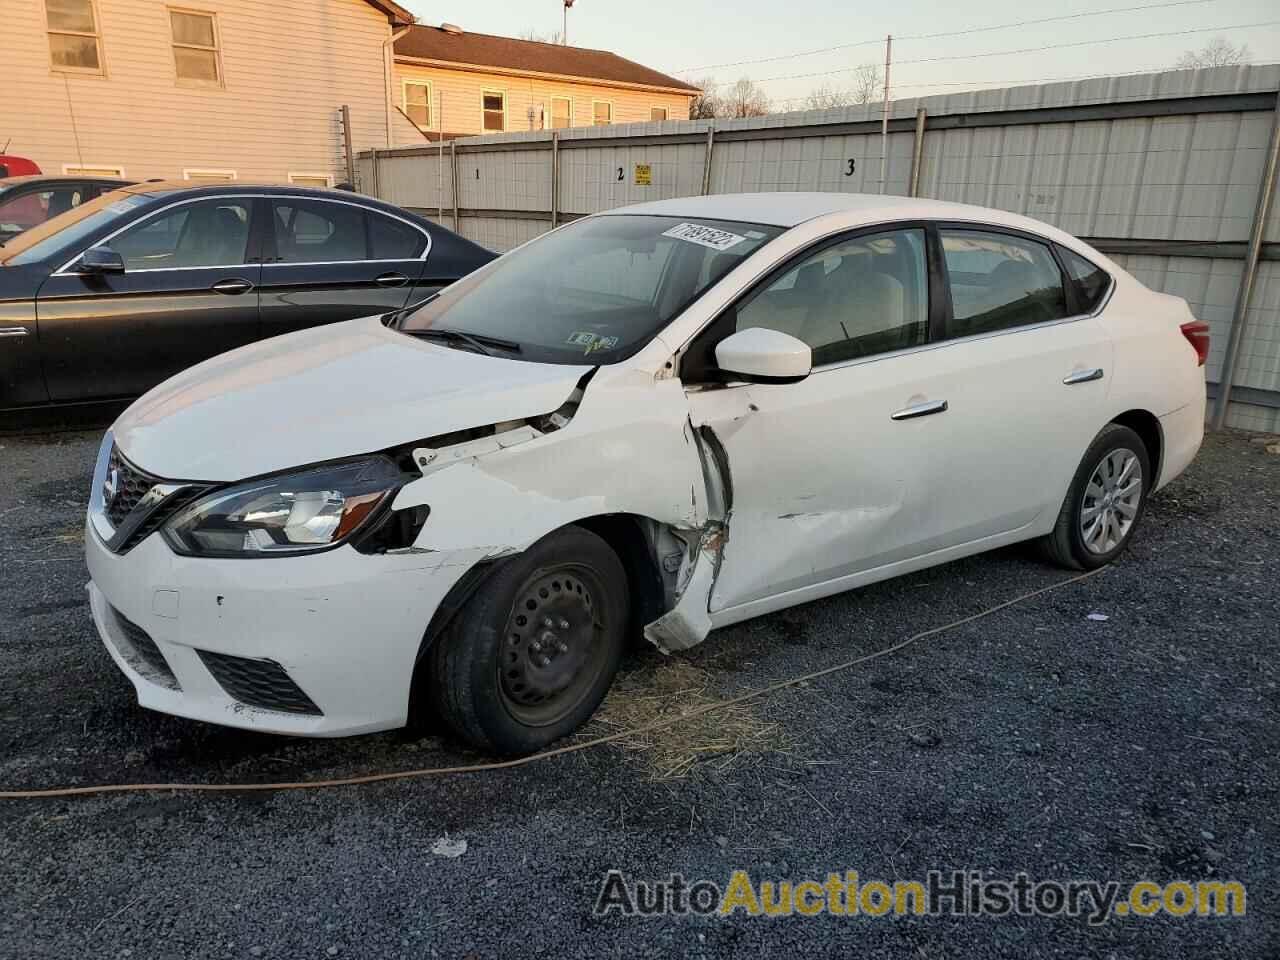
1;192;147;264
399;214;783;364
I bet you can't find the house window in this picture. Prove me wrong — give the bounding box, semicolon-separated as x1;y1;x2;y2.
551;96;572;129
288;173;333;188
46;0;103;73
169;9;221;84
183;168;236;182
592;101;613;126
482;91;505;132
403;80;431;129
650;106;668;122
63;164;124;177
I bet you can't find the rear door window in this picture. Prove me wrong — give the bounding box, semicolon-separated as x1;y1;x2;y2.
271;199;366;263
939;229;1068;338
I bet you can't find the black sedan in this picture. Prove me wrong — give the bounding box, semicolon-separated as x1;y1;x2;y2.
0;174;133;242
0;182;495;412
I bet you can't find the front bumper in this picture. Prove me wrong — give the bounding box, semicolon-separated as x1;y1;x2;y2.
85;520;486;736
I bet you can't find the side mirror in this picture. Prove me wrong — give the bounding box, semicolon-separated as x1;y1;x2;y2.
79;247;125;274
714;327;812;383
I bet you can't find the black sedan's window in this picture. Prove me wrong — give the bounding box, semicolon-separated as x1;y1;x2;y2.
105;199;251;269
370;212;427;259
272;199;365;264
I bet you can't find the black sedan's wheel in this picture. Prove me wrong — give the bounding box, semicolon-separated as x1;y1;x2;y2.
429;526;628;754
1040;423;1151;570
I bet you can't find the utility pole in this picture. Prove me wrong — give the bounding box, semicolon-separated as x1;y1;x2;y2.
879;34;892;194
563;0;574;45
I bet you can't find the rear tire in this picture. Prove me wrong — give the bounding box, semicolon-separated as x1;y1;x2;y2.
1040;423;1151;570
428;526;628;755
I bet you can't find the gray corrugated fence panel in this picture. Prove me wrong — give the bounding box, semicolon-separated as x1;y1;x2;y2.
377;151;452;211
916;109;1273;242
710;129;915;196
560;141;707;214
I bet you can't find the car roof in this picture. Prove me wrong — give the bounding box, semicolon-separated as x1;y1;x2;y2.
116;180;352;198
604;192;1061;234
0;174;130;189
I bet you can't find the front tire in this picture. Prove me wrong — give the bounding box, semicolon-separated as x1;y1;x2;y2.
1040;423;1151;570
428;526;629;755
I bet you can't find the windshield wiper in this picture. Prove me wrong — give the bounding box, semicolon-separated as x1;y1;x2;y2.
381;292;440;329
405;326;522;357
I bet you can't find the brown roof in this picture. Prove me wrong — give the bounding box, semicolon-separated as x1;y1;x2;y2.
360;0;415;25
395;26;699;94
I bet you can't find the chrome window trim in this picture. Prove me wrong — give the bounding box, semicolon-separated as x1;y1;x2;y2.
808;272;1115;376
53;193;432;277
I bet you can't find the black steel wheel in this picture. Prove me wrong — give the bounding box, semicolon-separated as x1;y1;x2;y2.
429;526;628;754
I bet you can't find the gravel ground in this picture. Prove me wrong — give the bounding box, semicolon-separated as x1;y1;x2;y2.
0;427;1276;959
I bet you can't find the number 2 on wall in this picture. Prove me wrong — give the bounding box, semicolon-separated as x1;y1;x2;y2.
617;167;624;182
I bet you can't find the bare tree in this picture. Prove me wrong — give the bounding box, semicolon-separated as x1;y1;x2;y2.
723;76;772;118
1175;36;1250;69
851;63;882;105
804;84;853;110
519;28;566;45
803;64;882;111
688;76;721;120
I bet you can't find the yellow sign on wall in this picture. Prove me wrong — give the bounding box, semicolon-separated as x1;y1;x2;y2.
634;163;652;186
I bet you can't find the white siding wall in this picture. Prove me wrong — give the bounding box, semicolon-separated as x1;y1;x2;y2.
0;0;394;182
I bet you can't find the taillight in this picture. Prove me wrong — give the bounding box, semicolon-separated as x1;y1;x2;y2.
1180;321;1210;366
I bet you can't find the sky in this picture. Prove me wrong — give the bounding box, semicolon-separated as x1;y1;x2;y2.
398;0;1280;109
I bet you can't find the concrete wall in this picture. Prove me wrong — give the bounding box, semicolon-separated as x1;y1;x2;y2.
360;64;1280;432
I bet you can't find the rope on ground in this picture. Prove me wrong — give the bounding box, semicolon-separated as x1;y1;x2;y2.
0;567;1106;800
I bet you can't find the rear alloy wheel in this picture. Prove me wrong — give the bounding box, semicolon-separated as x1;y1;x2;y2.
1040;423;1152;570
428;526;628;754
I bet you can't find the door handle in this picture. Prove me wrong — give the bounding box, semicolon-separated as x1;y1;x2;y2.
211;278;254;295
0;326;30;338
1063;367;1105;385
373;273;409;287
891;399;948;421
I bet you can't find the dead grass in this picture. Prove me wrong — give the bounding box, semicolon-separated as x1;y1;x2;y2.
588;658;790;781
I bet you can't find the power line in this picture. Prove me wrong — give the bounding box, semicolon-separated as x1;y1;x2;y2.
674;0;1220;73
748;21;1278;85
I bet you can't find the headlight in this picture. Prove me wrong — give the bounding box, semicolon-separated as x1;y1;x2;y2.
163;457;406;557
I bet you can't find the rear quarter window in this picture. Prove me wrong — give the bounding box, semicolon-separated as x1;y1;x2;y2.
1058;247;1111;313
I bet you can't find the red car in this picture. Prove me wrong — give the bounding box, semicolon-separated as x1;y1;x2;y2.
0;156;42;178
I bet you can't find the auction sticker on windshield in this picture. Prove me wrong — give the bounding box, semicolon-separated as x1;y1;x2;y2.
662;222;747;251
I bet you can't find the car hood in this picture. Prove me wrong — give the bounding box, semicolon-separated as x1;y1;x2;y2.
113;316;593;481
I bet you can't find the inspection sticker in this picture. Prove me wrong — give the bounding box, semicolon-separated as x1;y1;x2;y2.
567;331;620;353
661;222;747;251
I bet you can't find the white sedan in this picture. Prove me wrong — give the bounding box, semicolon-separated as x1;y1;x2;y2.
84;193;1208;753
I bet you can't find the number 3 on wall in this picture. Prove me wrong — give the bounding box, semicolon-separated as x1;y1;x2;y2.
845;159;856;176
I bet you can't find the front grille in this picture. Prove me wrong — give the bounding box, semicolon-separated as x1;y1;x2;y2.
118;486;204;553
98;445;210;554
110;607;180;689
197;651;323;716
105;446;159;528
